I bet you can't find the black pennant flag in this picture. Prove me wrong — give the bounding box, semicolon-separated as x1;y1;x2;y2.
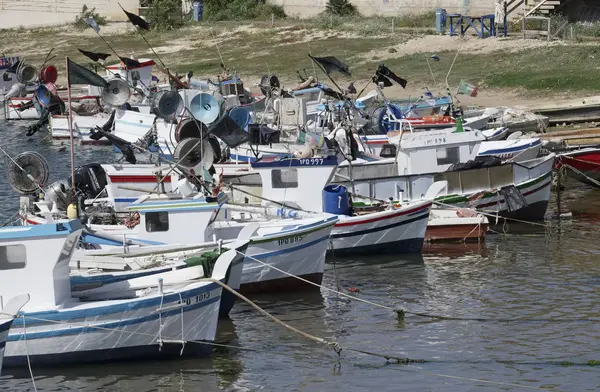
78;48;111;63
374;64;407;89
123;9;150;30
67;57;108;87
309;55;351;77
118;56;141;68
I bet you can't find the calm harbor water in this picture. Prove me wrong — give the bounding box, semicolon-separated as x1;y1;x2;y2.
0;122;599;391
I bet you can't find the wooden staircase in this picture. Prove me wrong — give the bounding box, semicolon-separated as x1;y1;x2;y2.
506;0;566;20
504;0;573;40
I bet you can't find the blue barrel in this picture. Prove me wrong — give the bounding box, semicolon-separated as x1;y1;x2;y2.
436;8;447;34
193;1;203;22
323;185;351;216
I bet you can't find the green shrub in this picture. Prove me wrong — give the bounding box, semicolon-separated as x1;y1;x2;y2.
325;0;358;17
204;0;286;21
73;5;107;31
146;0;184;31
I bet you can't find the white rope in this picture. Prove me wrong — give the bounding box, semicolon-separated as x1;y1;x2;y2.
21;315;38;392
235;251;400;313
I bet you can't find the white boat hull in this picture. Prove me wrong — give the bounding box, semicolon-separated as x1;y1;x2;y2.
50;115;111;144
0;319;12;374
219;216;338;293
330;201;431;255
5;280;222;366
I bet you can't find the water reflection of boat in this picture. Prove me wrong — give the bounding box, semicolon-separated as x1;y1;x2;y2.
422;241;488;258
2;357;224;391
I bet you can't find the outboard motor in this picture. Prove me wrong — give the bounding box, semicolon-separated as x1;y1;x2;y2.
45;179;72;211
69;163;108;200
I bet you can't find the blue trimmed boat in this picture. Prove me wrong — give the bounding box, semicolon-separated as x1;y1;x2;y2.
0;220;238;367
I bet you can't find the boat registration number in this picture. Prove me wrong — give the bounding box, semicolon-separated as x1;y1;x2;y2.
298;158;324;165
178;292;211;305
278;235;303;246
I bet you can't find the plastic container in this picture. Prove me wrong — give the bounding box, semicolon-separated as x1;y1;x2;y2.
323;185;351;216
436;8;447;34
193;1;203;22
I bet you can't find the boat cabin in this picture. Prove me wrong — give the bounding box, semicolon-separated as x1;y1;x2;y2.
390;128;484;175
249;155;339;213
0;220;82;311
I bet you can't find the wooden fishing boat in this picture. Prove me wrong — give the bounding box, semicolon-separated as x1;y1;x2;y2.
556;147;600;187
0;220;235;367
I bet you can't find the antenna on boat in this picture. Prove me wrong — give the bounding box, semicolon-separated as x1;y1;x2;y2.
426;54;440;91
216;44;226;71
304;21;318;81
444;46;462;108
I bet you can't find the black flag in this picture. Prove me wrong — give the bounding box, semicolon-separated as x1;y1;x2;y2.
374;64;407;89
78;48;111;63
118;56;141;68
309;55;351;77
209;115;251;149
67;58;108;87
123;9;150;30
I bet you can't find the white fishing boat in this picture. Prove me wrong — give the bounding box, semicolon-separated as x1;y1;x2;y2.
22;190;338;295
332;129;555;221
0;295;30;374
70;239;249;318
0;220;237;367
245;155;434;255
50;114;112;144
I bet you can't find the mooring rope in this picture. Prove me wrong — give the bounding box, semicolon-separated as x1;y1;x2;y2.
433;200;548;227
563;164;600;188
0;211;20;227
235;250;598;323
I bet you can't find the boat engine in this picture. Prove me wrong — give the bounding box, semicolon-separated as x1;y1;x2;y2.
69;163;108;200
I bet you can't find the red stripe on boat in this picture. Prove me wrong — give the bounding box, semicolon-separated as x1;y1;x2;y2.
109;175;172;183
335;203;431;227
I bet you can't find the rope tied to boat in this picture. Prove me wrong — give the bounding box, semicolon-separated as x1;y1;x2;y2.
234;250;598;323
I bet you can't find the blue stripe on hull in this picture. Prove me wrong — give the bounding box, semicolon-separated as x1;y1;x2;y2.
9;296;220;341
329;237;425;256
331;213;429;239
250;235;330;260
13;284;220;327
2;341;213;368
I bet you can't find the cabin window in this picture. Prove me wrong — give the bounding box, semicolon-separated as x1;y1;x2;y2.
271;169;298;188
436;147;460;165
0;245;27;270
3;73;12;82
145;211;169;232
